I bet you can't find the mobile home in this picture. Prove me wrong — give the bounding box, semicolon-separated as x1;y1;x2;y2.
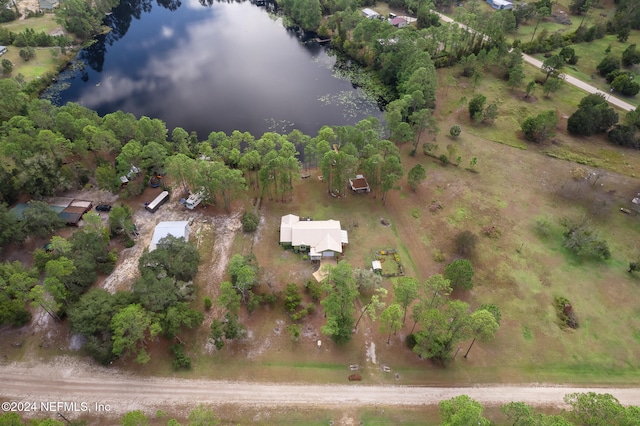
146;191;169;213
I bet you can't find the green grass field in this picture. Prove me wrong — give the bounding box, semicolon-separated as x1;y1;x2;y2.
0;14;70;82
2;13;59;33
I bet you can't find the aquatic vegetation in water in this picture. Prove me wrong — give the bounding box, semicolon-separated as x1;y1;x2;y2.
264;118;295;133
41;60;85;103
318;90;379;120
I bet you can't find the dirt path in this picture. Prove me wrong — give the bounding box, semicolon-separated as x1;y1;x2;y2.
1;361;639;417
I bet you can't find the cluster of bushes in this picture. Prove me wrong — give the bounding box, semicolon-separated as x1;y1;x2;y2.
0;8;19;23
567;94;618;137
241;211;259;232
554;296;578;329
561;217;611;261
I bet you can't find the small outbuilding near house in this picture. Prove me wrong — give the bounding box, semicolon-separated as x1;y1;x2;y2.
389;17;408;28
0;46;7;56
280;214;348;260
349;175;370;193
150;221;190;251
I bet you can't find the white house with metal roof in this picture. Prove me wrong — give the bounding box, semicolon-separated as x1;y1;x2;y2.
150;221;190;251
280;214;348;260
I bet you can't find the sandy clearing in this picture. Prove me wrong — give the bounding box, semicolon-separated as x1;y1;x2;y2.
1;361;639;418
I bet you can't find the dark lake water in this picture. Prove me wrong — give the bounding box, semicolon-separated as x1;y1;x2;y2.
44;0;382;138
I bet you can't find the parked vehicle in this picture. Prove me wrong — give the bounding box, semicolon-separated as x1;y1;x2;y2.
185;190;204;210
146;191;169;213
96;204;112;212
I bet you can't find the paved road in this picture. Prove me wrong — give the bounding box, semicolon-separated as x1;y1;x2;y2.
433;11;635;112
1;365;639;415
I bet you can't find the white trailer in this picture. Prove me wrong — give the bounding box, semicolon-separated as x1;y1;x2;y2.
146;191;169;213
185;191;204;210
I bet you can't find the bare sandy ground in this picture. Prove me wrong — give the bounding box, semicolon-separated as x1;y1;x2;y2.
1;359;639;418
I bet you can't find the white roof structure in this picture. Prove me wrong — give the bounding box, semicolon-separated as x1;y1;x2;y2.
362;8;379;18
150;221;189;251
488;0;512;9
280;214;348;254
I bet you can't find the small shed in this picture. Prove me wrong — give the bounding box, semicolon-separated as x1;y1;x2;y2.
0;46;7;56
349;175;370;193
389;17;408;28
150;221;190;251
372;260;382;272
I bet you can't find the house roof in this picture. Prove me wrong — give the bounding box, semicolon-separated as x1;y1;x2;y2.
280;215;347;254
290;220;342;249
314;234;342;253
150;221;189;251
280;214;300;243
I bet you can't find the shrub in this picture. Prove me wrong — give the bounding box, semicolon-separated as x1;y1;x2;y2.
521;109;558;142
203;297;212;311
561;217;611;260
123;236;135;248
432;248;446;263
568;96;618;136
468;94;486;122
554;296;578;329
304;280;322;301
611;74;640;96
534;216;552;238
171;344;192;370
406;333;417;349
291;307;309;321
287;324;301;342
596;55;620;77
608;125;638;148
241;211;259;232
19;46;35;61
622;44;640;67
1;58;12;75
454;230;478;257
449;125;461;137
284;283;302;314
481;225;501;239
439;154;449;165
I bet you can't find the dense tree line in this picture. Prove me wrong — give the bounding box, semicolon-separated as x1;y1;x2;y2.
69;235;202;364
0;211;116;326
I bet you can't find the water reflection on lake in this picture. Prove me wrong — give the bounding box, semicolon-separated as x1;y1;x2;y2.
45;0;382;138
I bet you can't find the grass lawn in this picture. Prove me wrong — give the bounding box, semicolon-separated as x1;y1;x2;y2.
0;15;70;82
1;14;60;34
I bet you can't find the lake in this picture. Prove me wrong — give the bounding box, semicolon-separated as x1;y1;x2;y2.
44;0;383;138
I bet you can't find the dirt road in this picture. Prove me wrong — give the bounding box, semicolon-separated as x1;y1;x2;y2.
1;362;639;416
